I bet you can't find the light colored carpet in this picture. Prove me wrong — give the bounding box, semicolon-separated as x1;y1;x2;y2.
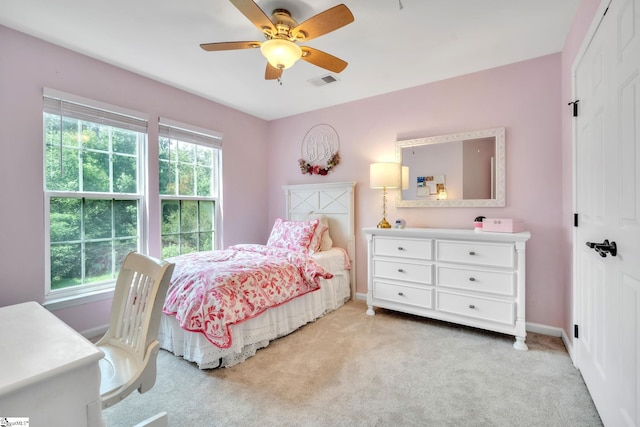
102;300;602;426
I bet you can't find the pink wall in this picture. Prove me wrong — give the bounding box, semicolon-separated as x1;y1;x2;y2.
267;54;566;327
0;25;270;332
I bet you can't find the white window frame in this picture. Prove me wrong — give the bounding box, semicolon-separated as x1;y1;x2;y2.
42;88;148;306
158;118;223;256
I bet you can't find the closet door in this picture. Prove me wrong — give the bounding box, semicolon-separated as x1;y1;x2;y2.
574;0;640;425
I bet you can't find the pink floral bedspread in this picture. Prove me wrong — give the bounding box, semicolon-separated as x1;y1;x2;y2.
162;244;333;349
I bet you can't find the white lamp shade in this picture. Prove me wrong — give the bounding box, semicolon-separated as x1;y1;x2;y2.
260;39;302;69
370;162;401;189
401;166;409;190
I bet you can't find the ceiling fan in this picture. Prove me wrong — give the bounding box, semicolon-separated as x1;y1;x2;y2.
200;0;354;81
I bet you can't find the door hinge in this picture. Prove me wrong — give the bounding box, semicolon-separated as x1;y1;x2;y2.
574;213;579;227
568;100;579;117
574;324;579;339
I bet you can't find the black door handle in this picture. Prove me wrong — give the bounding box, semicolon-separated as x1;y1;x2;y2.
586;239;617;257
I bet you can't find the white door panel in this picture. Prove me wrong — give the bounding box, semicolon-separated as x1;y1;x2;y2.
575;0;639;425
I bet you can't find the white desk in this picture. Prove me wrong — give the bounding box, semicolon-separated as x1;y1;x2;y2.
0;301;105;426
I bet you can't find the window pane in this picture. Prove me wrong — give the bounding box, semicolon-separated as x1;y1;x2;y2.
113;129;137;155
50;197;81;242
50;243;82;290
83;150;110;192
161;200;180;234
162;235;180;259
178;163;195;196
84;199;112;239
196;145;212;166
159;137;171;162
45;114;81;192
85;241;113;282
82;122;109;151
159;159;176;195
196;166;212;196
199;232;213;251
180;201;198;232
178;141;196;163
114;200;138;238
181;232;198;254
46;146;80;191
113;154;137;193
199;201;214;229
162;138;178;161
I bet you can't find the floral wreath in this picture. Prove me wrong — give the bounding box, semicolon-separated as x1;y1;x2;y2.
298;151;340;175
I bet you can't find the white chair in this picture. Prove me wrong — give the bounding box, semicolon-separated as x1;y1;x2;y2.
96;252;175;424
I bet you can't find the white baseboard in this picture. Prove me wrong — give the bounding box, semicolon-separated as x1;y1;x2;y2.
525;321;562;337
526;321;576;364
561;329;576;365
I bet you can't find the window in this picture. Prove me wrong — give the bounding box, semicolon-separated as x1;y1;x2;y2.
158;120;222;259
43;90;147;300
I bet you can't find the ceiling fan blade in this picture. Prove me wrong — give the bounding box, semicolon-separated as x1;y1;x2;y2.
230;0;275;33
301;47;348;73
265;63;283;80
292;4;354;41
200;41;261;51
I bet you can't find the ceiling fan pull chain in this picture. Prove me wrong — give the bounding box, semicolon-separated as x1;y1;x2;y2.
398;0;404;10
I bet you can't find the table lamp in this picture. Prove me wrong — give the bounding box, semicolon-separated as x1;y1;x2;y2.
370;162;401;228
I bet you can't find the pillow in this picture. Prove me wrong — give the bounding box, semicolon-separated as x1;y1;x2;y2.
309;223;329;253
267;218;319;253
306;214;333;252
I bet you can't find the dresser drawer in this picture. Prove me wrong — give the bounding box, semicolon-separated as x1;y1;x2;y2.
373;281;433;309
373;237;432;260
436;240;514;268
437;291;514;325
437;266;515;296
374;259;433;284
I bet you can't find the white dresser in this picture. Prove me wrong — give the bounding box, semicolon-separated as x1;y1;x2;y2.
364;228;531;349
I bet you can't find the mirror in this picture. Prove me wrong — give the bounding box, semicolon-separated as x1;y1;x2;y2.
395;127;505;207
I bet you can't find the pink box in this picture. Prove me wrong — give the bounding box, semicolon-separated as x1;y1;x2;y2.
482;218;525;233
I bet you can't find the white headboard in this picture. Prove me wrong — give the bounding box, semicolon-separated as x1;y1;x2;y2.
282;181;356;298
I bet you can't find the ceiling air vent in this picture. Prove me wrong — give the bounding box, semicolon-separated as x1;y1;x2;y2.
309;74;340;87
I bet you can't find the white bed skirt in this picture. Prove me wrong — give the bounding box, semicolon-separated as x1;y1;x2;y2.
158;271;350;369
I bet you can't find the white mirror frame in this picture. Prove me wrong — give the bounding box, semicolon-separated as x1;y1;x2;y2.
395;127;505;207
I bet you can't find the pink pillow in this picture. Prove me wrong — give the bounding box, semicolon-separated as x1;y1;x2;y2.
267;218;319;253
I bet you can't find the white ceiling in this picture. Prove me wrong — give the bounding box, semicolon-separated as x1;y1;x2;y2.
0;0;579;121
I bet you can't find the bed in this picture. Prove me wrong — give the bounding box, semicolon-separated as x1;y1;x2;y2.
158;181;356;368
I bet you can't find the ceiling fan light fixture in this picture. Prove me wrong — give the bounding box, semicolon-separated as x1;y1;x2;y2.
260;39;302;69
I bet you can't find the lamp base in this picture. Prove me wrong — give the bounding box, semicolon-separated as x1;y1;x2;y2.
377;218;392;229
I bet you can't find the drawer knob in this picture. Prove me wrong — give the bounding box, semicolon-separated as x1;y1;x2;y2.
469;277;476;282
398;268;405;273
397;246;405;251
398;292;405;297
469;251;476;256
469;304;476;309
